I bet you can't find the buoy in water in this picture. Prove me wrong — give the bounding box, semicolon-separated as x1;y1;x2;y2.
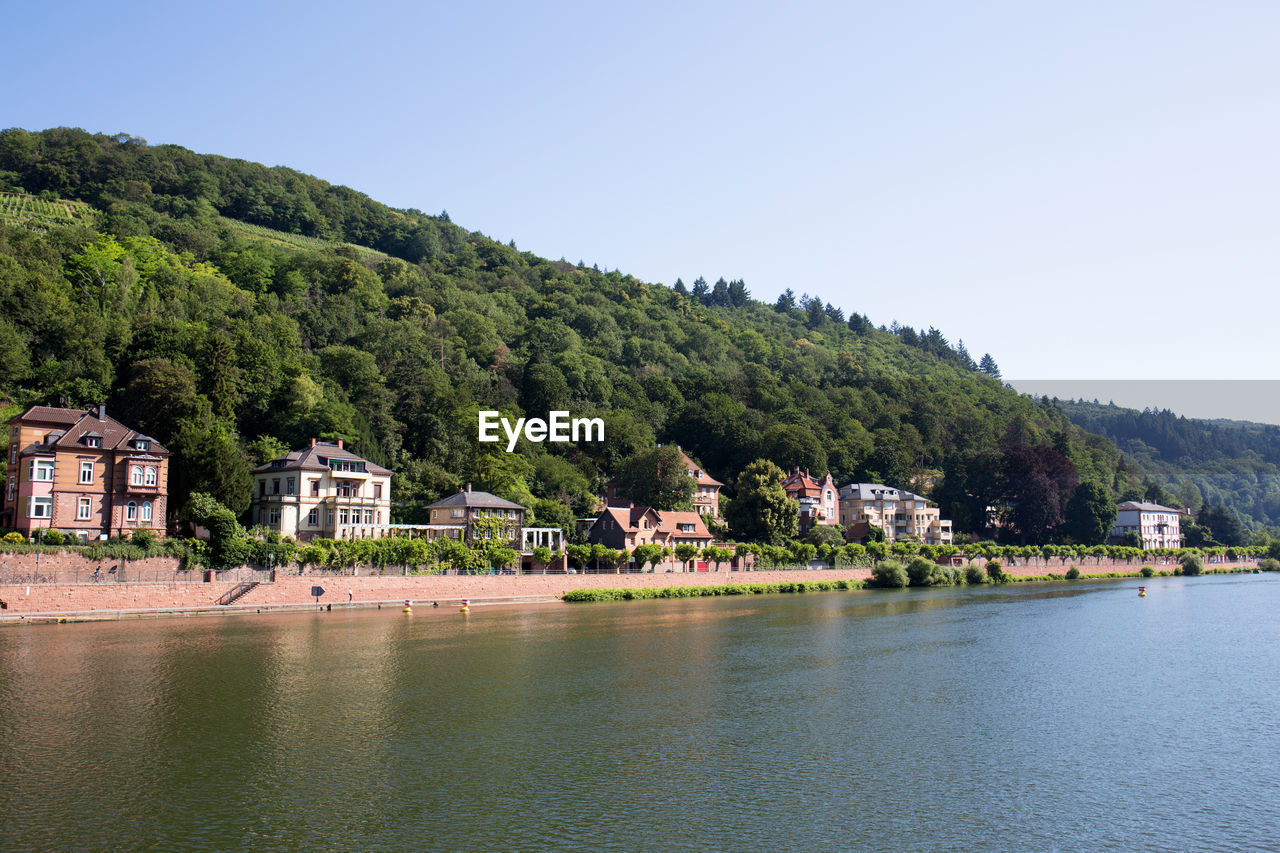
460;598;470;613
403;599;413;613
1138;586;1147;597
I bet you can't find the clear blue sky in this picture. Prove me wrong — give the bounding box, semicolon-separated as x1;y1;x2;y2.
7;1;1279;416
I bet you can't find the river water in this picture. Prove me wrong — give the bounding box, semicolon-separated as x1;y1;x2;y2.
2;574;1278;851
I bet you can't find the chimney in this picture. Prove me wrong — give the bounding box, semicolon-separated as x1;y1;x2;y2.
466;483;472;493
311;438;317;447
337;439;344;449
97;404;105;421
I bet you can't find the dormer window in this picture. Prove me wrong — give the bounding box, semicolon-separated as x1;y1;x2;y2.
84;436;101;448
134;440;149;451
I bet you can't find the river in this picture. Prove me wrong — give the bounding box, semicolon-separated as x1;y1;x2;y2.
2;574;1278;851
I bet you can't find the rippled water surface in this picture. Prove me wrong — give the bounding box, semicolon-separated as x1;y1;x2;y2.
3;574;1279;851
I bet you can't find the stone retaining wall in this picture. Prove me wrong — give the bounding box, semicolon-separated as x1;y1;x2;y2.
0;568;876;615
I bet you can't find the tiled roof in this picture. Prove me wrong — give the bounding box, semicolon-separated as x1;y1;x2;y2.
427;489;525;510
839;483;927;503
1117;501;1181;513
676;448;724;487
253;441;391;475
11;406;83;426
654;510;711;540
12;406;170;456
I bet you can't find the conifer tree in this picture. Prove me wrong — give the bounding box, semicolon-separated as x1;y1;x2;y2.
980;353;1002;379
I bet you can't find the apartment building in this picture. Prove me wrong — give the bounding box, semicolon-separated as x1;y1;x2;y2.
3;405;169;540
838;482;953;545
251;439;392;541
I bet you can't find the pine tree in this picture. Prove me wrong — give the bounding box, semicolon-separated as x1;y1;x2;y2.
691;276;710;304
673;277;687;295
711;277;730;307
774;288;797;312
979;353;1001;379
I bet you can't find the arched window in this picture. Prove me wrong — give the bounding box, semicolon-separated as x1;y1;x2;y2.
144;467;157;486
131;466;143;485
126;501;137;521
141;502;153;522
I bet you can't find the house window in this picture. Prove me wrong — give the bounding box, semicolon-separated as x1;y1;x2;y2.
9;445;16;464
131;466;143;485
30;497;52;518
267;508;280;526
326;511;334;526
339;508;349;526
364;510;373;524
77;497;91;520
307;508;318;526
31;460;54;481
286;477;294;495
134;440;149;451
310;479;320;496
79;461;94;484
374;483;382;499
85;436;101;448
145;467;157;486
126;501;137;521
272;479;280;495
141;501;153;522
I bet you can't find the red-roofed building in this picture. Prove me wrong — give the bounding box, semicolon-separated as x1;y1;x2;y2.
3;405;170;539
781;467;839;535
585;506;715;570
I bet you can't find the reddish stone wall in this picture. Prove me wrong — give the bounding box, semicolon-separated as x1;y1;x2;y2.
0;551;184;581
0;568;874;615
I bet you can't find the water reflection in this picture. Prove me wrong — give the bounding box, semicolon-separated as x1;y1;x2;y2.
2;576;1278;850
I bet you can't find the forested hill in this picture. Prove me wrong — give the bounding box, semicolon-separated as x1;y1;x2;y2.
1056;400;1280;528
0;128;1156;541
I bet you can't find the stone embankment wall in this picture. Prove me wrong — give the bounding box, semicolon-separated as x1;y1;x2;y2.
0;552;186;583
0;549;1263;618
0;565;875;615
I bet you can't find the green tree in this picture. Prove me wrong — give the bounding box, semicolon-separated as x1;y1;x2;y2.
1065;481;1116;545
725;459;798;545
616;445;695;510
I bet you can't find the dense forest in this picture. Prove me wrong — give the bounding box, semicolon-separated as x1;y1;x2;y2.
1057;400;1280;530
0;127;1208;544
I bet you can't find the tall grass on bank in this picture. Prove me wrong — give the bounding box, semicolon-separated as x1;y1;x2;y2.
563;579;864;602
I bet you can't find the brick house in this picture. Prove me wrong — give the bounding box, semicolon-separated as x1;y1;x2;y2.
585;506;714;569
251;439;393;542
781;467;839;535
2;405;169;540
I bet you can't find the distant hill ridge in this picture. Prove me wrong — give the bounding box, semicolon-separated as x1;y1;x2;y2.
1056;399;1280;527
